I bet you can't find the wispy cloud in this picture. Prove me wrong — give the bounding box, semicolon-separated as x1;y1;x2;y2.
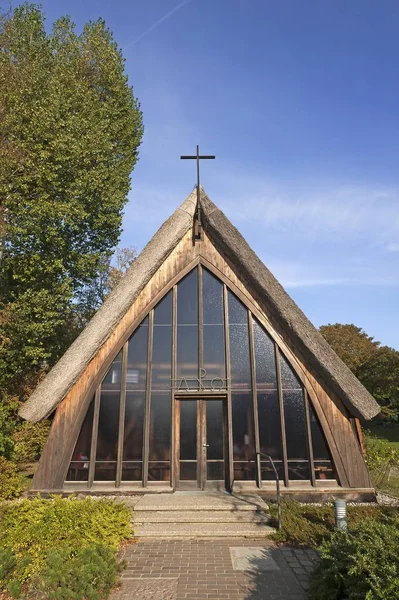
124;0;192;48
207;167;399;251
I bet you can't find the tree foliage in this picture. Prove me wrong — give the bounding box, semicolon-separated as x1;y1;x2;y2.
319;323;380;374
358;347;399;411
0;3;143;395
76;246;137;325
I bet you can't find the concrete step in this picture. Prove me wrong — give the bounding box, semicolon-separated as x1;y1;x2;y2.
134;510;272;524
134;521;275;538
134;492;268;512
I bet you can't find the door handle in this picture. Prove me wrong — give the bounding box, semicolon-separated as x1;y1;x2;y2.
203;444;209;447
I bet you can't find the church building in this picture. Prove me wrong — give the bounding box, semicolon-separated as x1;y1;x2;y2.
20;187;380;497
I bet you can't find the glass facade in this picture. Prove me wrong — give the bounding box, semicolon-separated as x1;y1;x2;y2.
67;265;337;487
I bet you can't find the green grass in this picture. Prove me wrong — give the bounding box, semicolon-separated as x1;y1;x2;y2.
367;421;399;451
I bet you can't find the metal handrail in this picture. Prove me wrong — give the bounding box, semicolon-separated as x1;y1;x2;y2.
256;452;282;530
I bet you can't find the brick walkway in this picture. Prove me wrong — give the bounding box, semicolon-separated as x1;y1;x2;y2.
112;539;319;600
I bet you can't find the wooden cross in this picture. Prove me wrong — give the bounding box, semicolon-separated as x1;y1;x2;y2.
181;145;215;239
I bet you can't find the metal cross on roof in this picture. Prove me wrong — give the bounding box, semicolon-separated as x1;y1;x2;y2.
180;145;215;240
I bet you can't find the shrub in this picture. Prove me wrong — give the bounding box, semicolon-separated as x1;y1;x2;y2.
364;430;399;474
11;421;51;465
309;515;399;600
0;456;26;499
0;496;131;588
31;544;123;600
269;500;398;547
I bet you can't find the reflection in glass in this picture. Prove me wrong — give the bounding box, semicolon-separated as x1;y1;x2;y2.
257;391;284;480
177;268;198;324
176;326;198;386
127;323;148;391
67;399;94;482
206;401;224;460
148;392;171;481
228;292;247;324
122;393;144;480
180;401;197;460
280;354;301;390
102;350;123;386
203;269;223;324
152;325;172;389
253;319;277;390
232;392;255;480
179;400;197;481
95;352;122;481
154;292;172;325
203;324;225;381
310;404;336;480
229;292;251;390
283;390;310;480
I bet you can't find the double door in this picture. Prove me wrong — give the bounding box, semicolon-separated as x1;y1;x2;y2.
176;398;227;490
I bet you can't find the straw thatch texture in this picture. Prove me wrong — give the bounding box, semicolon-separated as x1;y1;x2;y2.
19;186;380;422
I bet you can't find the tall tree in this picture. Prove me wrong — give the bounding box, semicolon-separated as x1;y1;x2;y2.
0;4;143;394
319;323;380;374
357;346;399;412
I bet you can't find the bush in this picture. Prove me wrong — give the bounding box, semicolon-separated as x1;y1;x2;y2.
269;500;398;547
0;496;131;593
0;456;26;499
309;515;399;600
11;421;51;465
270;500;335;546
364;430;399;474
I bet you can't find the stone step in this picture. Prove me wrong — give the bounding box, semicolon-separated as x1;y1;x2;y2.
134;521;275;538
134;492;268;513
134;510;272;524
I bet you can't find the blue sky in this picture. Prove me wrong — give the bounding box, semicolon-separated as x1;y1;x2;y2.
17;0;399;348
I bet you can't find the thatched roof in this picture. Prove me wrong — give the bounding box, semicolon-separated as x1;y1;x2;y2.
20;187;380;422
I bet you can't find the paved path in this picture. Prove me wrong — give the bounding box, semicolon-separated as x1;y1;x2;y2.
112;538;318;600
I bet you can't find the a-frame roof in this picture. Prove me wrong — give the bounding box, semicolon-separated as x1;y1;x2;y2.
20;187;380;422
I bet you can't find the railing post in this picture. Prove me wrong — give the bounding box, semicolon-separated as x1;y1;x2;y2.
256;453;262;489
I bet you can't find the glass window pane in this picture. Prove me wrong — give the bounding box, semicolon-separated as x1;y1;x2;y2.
309;404;336;480
122;462;142;482
228;292;247;324
152;325;172;390
206;401;224;460
280;354;301;390
94;461;117;481
102;350;123;386
207;462;224;480
283;390;310;480
154;291;172;325
123;393;145;461
232;392;255;480
176;325;199;387
127;325;148;391
180;462;197;480
203;269;224;324
66;398;94;482
257;391;283;469
177;268;198;324
148;392;171;481
148;462;170;482
180;400;197;460
229;323;251;389
203;324;226;382
95;386;120;480
253;320;277;390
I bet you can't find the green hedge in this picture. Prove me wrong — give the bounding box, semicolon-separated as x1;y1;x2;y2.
269;500;397;547
0;457;27;500
0;496;131;599
309;515;399;600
